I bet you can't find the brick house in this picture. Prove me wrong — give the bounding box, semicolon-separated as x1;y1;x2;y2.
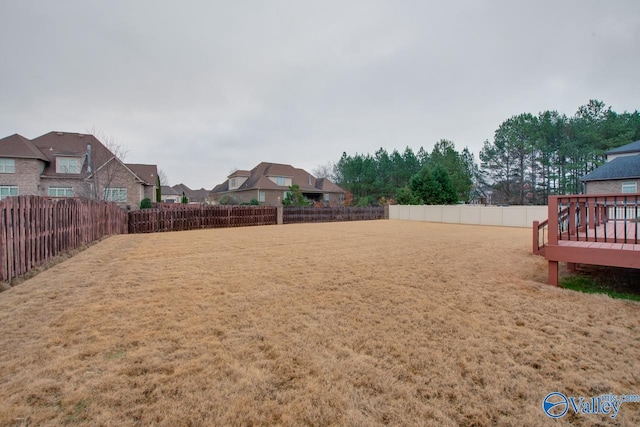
0;131;158;209
210;162;345;206
172;183;210;204
581;140;640;194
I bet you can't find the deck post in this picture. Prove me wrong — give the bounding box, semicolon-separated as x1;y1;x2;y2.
547;197;559;286
548;261;559;286
532;220;539;254
548;197;558;246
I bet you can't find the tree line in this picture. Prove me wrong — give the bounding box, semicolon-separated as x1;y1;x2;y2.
327;100;639;206
329;141;478;205
480;100;640;204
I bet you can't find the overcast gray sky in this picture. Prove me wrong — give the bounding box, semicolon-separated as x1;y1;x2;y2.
1;1;639;189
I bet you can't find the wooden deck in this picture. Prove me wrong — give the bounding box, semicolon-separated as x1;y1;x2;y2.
533;193;640;285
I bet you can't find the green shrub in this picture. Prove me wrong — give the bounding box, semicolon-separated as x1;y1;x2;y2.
140;198;153;209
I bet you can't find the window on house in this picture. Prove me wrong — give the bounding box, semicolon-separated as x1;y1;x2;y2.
56;157;82;174
621;182;637;194
104;187;127;202
275;176;286;186
259;191;265;202
0;185;18;200
230;178;237;188
324;193;330;202
0;159;15;173
49;187;74;197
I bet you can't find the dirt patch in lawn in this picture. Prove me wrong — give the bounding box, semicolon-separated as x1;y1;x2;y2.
0;220;638;426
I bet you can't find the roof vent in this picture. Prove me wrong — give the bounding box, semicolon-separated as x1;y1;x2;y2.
56;132;64;136
78;134;84;138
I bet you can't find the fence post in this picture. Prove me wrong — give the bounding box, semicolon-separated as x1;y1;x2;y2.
277;206;283;225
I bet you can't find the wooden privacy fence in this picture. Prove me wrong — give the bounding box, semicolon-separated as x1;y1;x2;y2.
283;206;385;224
128;205;278;233
0;196;128;282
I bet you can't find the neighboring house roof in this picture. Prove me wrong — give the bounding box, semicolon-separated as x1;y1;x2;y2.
161;185;180;196
189;188;210;202
228;169;251;178
172;183;192;197
211;181;228;194
31;131;117;177
581;154;640;182
126;163;158;186
606;140;640;155
0;133;49;161
315;177;344;193
170;183;209;202
211;162;345;194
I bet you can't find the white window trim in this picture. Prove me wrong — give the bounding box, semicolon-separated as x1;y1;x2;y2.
104;187;127;202
56;157;82;174
0;185;18;200
0;159;15;173
49;187;74;197
621;182;637;194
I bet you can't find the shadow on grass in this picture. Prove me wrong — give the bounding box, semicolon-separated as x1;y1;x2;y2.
561;265;640;301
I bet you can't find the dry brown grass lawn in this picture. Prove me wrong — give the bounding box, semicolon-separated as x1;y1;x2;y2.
0;220;638;426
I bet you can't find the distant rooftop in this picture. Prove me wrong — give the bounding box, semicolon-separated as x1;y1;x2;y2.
581;153;640;182
606;140;640;155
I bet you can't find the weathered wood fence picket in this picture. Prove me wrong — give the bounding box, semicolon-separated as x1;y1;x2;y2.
283;206;385;224
0;196;128;282
128;205;278;233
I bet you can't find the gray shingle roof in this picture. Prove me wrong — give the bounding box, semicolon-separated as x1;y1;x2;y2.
581;154;640;182
606;140;640;155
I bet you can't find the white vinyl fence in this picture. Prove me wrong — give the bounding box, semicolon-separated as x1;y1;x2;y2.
389;205;548;228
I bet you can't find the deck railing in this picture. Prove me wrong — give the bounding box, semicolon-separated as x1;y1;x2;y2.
532;219;548;255
548;194;639;245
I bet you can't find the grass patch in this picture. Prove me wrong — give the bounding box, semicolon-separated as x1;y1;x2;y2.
105;348;126;360
66;400;88;423
561;274;640;301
